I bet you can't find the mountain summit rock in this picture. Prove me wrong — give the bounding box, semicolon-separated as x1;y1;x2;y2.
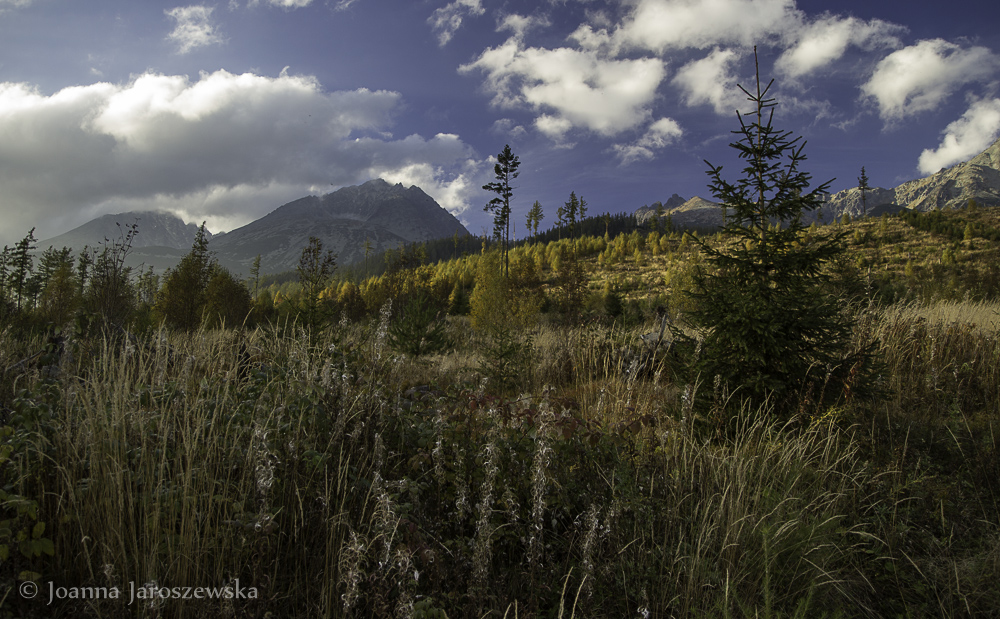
639;135;1000;227
823;135;1000;218
212;179;470;275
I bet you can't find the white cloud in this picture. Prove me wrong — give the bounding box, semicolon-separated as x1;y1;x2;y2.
609;0;799;54
247;0;318;8
918;98;1000;174
535;114;574;141
613;117;683;164
373;156;488;216
498;13;550;39
672;48;746;115
776;15;903;78
0;0;33;9
165;6;224;54
460;37;666;139
0;71;480;243
428;0;484;47
490;117;527;138
861;39;1000;121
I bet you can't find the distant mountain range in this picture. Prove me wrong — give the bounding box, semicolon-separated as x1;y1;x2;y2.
38;179;470;276
635;135;1000;229
823;136;1000;216
35;135;1000;276
40;211;214;251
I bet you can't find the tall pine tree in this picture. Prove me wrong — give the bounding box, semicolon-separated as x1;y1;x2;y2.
483;144;520;277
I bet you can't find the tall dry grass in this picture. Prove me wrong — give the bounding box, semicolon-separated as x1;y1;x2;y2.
1;298;998;617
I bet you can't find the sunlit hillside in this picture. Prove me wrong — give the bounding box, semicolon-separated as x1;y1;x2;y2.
2;203;999;618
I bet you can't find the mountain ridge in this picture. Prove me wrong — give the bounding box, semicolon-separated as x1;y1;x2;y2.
212;179;470;275
635;135;1000;226
34;179;470;276
38;210;213;252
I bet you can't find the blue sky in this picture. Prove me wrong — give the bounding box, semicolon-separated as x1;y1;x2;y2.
1;0;999;246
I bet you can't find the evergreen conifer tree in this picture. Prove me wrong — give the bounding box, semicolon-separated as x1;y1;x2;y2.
155;223;214;331
483;144;520;277
526;200;544;240
297;236;337;332
685;49;853;414
8;228;36;311
388;290;450;357
857;166;870;218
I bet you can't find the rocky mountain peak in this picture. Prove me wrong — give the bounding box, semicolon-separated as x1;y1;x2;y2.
211;178;469;274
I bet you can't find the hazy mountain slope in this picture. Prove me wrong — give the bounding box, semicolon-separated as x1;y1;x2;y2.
212;179;470;275
38;211;211;251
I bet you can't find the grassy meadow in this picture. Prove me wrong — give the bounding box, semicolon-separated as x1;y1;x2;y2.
2;206;999;618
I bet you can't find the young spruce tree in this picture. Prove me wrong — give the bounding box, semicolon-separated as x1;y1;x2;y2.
685;49;852;414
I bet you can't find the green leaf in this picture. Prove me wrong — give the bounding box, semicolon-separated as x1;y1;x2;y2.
18;570;42;582
34;537;55;556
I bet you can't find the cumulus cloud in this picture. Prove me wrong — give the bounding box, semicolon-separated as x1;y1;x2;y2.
374;156;488;216
460;37;666;139
672;48;746;115
918;98;1000;174
861;39;1000;121
0;70;481;243
165;5;224;54
428;0;484;47
613;117;683;164
603;0;799;54
776;15;903;78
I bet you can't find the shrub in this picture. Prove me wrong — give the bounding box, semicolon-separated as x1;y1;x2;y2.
388;290;450;357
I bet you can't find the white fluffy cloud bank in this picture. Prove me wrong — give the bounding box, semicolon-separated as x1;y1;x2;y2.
918;98;1000;174
775;15;903;79
460;37;666;140
606;0;798;53
672;48;745;115
613;117;683;164
861;39;1000;121
0;70;480;242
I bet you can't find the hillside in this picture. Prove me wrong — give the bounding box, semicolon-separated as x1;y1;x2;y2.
37;211;212;252
31;180;470;276
211;179;469;275
637;135;1000;226
824;135;1000;217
